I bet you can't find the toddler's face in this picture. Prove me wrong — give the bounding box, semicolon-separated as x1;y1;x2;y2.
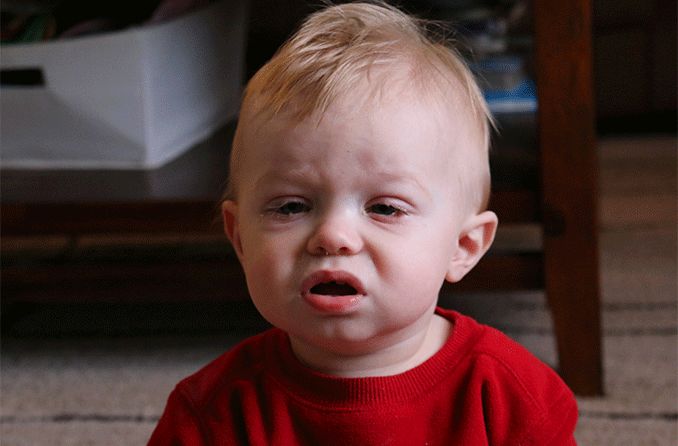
223;92;491;362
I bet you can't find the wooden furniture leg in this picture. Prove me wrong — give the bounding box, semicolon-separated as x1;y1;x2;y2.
533;0;604;395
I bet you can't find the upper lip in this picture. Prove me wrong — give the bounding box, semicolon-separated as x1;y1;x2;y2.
301;270;366;296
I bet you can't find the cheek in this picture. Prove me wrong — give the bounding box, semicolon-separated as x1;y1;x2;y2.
241;240;282;281
239;242;287;319
377;227;457;288
239;229;300;291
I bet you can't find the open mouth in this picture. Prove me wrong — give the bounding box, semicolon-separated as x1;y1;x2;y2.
302;271;365;297
310;281;358;296
301;271;365;313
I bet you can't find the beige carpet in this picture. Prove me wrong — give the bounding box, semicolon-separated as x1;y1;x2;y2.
1;136;676;445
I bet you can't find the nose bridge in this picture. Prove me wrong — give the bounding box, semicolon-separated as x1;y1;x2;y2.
307;202;362;256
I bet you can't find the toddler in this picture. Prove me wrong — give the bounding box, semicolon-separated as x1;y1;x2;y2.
149;2;577;445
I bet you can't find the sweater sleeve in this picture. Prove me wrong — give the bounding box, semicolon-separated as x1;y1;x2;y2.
147;386;205;446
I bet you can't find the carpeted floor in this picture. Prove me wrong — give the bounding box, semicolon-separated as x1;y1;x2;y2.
1;136;676;445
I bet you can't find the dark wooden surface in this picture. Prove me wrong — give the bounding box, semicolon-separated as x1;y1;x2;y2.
1;122;235;235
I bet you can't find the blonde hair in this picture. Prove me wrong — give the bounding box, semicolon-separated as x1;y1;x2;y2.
226;1;493;209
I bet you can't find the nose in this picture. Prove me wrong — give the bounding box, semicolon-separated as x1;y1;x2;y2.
306;210;363;256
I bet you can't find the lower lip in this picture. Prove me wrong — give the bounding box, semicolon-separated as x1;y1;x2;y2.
302;292;364;314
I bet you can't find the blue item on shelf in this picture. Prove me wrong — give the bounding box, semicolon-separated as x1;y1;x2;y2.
484;78;537;113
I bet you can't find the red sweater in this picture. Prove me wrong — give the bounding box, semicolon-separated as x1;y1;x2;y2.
149;308;577;445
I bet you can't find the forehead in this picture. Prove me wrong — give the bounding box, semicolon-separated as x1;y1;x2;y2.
242;91;450;165
230;73;485;196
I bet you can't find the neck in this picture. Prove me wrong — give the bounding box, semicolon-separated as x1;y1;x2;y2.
288;314;452;378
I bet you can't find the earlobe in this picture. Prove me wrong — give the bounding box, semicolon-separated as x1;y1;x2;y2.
222;200;244;260
446;211;498;283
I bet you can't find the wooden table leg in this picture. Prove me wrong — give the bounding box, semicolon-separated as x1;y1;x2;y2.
533;0;604;396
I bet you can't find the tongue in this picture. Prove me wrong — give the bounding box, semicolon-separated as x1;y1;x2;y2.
311;281;357;296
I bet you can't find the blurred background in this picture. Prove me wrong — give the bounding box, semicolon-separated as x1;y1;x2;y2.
1;0;676;444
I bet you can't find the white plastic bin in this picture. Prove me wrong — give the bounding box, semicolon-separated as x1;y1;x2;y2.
0;0;247;169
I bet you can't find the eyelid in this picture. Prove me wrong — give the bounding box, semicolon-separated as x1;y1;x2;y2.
367;195;411;207
266;195;307;206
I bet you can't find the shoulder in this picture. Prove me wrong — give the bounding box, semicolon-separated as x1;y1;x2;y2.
149;329;285;445
174;328;284;408
469;317;574;409
438;308;578;444
439;307;572;401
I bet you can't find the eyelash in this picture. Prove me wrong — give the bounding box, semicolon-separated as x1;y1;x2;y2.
366;203;406;217
267;200;310;216
264;199;408;219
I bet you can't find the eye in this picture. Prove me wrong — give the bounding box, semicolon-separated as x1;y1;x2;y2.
275;200;310;215
367;203;405;217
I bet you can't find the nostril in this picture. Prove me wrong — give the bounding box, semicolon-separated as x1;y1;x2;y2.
310;241;360;257
307;216;364;256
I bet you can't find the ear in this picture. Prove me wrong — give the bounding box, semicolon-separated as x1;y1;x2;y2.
446;211;498;283
222;200;244;260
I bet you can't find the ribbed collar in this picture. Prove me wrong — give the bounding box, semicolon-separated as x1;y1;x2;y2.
264;308;484;409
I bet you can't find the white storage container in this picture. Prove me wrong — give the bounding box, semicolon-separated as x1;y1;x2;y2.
0;0;247;169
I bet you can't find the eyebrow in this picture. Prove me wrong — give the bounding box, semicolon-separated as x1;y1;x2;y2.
368;169;433;198
252;164;433;202
253;166;317;190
